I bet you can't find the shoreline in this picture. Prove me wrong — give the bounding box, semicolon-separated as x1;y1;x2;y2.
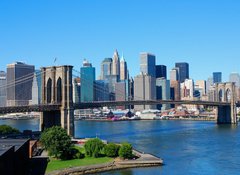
76;117;216;122
46;150;163;175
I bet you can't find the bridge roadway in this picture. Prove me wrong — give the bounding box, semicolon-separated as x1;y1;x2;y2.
0;100;239;114
74;100;233;109
0;104;61;114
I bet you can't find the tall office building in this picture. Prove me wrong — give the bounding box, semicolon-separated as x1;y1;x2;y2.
213;72;222;83
0;71;7;107
170;80;180;101
180;79;194;100
115;81;127;109
73;77;81;104
94;80;109;101
206;77;213;94
156;78;170;111
7;62;35;106
229;72;240;87
175;62;189;83
112;50;120;77
30;70;41;105
100;58;112;80
31;72;39;105
170;68;179;81
134;73;156;110
140;53;156;77
156;65;167;79
120;55;128;81
195;80;206;96
80;59;95;102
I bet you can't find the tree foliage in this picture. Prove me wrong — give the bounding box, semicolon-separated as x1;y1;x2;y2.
104;143;120;157
0;125;20;135
84;138;105;158
118;143;133;159
40;126;73;160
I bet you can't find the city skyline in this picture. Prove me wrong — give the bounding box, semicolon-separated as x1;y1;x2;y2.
1;1;240;81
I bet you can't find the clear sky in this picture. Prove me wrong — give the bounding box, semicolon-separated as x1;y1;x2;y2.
1;0;240;81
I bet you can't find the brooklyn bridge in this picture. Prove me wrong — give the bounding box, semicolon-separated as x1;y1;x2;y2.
0;65;238;136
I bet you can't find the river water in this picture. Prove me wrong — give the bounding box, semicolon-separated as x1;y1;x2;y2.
1;119;240;175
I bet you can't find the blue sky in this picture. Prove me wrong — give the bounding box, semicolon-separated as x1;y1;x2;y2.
0;0;240;81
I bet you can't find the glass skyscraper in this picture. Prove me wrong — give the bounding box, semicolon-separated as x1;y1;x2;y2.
100;58;112;80
140;53;156;77
156;65;167;79
80;60;95;102
175;62;189;83
213;72;222;84
156;78;170;110
229;72;240;87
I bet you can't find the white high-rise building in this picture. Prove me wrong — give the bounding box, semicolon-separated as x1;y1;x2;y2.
0;71;7;107
195;80;206;96
181;79;194;100
170;68;179;81
112;50;120;77
229;72;240;87
120;55;127;81
31;72;39;105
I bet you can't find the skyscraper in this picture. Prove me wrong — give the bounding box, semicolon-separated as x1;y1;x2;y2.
156;65;167;79
0;71;6;107
195;80;206;96
73;77;81;104
100;58;112;80
213;72;222;83
156;78;170;110
120;55;128;81
112;50;120;77
180;79;194;100
134;73;156;110
7;62;35;106
140;52;156;77
175;62;189;83
170;68;179;81
170;80;180;101
94;80;109;101
229;72;240;87
80;59;95;102
115;81;127;109
31;72;39;105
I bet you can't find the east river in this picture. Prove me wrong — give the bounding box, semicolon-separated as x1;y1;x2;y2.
1;119;240;174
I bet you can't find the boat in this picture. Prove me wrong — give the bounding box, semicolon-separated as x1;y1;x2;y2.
138;110;161;120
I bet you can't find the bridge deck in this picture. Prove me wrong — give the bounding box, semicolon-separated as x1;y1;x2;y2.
0;100;237;114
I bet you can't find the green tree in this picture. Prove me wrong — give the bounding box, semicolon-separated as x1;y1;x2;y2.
40;126;73;160
0;125;20;135
104;143;120;157
84;138;105;158
118;143;133;159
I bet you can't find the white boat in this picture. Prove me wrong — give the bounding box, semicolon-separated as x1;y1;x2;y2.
139;110;161;120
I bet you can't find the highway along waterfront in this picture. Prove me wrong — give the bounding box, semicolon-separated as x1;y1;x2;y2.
1;119;240;174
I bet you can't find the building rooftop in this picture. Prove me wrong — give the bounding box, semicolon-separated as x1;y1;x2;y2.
0;139;29;156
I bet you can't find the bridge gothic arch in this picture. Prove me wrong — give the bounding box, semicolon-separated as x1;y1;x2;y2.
226;88;231;102
40;66;74;136
215;82;237;124
46;78;52;103
56;77;62;103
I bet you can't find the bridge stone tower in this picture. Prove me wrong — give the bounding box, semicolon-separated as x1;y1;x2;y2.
215;82;237;124
40;65;74;136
